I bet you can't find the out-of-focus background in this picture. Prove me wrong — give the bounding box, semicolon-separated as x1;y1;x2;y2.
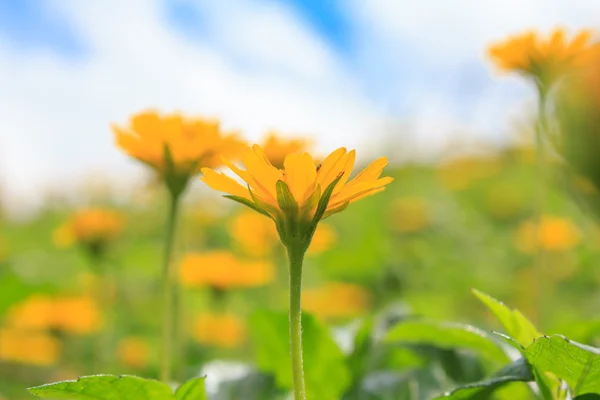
2;1;600;399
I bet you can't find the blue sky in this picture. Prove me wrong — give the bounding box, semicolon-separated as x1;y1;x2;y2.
0;0;598;212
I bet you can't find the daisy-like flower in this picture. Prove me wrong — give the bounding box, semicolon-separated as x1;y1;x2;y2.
53;208;124;254
261;132;312;169
488;28;597;87
202;144;391;399
113;110;246;196
202;145;392;251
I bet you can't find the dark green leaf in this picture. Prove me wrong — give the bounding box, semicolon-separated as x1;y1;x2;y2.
175;377;207;400
249;310;350;400
385;319;508;363
28;375;173;400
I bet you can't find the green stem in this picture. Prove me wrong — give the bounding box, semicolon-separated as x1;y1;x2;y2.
534;84;548;325
89;250;110;373
287;246;307;400
160;192;181;383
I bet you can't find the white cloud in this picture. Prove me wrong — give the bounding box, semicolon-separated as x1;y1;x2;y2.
0;0;384;214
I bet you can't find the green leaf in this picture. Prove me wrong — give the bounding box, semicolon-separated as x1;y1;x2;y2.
434;358;534;399
385;319;508;364
472;289;540;347
223;195;273;219
28;375;173;400
525;335;600;397
276;180;299;215
175;377;207;400
249;310;350;400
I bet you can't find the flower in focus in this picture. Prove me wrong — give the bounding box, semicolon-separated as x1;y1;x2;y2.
391;197;430;233
261;132;312;169
113;110;246;195
179;251;273;289
117;337;150;368
302;282;371;319
515;216;580;254
488;28;597;87
53;208;124;251
192;313;245;348
6;295;102;335
0;329;61;366
202;146;392;250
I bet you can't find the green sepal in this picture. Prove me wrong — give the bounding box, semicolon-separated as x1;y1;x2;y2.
249;186;280;216
276;180;299;216
223;195;273;219
312;173;343;225
300;185;321;218
163;144;191;198
322;201;349;219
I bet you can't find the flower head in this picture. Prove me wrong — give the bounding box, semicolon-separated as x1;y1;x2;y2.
179;251;273;289
302;282;370;320
202;145;392;250
0;329;61;366
261;132;311;169
53;208;124;252
488;28;597;87
113;110;246;196
117;337;151;368
515;216;580;254
192;313;245;348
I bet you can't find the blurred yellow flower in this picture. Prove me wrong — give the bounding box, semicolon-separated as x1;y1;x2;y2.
179;251;273;289
230;210;336;256
302;282;370;319
113;110;246;179
515;216;581;254
117;337;150;368
488;28;597;86
201;146;393;233
261;132;311;169
6;295;102;335
192;313;245;348
0;329;61;366
53;208;124;249
391;197;430;233
437;156;501;191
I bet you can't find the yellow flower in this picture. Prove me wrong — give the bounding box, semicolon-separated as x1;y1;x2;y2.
515;216;580;254
117;337;150;368
488;28;597;86
391;197;430;233
192;313;245;348
113;110;246;193
179;251;273;289
202;146;392;249
261;132;312;169
6;295;102;335
0;328;61;366
302;282;370;319
53;208;124;249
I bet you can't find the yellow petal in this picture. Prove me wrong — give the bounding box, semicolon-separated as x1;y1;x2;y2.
200;168;251;200
346;157;389;186
332;150;356;194
130;111;162;140
317;148;348;189
329;177;394;209
283;153;317;203
242;146;282;202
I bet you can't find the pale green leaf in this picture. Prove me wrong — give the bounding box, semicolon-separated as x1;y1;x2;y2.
175;377;207;400
385;319;508;363
472;289;540;347
28;375;173;400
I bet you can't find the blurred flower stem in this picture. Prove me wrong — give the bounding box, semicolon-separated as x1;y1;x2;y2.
160;191;181;383
533;82;549;324
287;244;306;400
87;247;111;374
